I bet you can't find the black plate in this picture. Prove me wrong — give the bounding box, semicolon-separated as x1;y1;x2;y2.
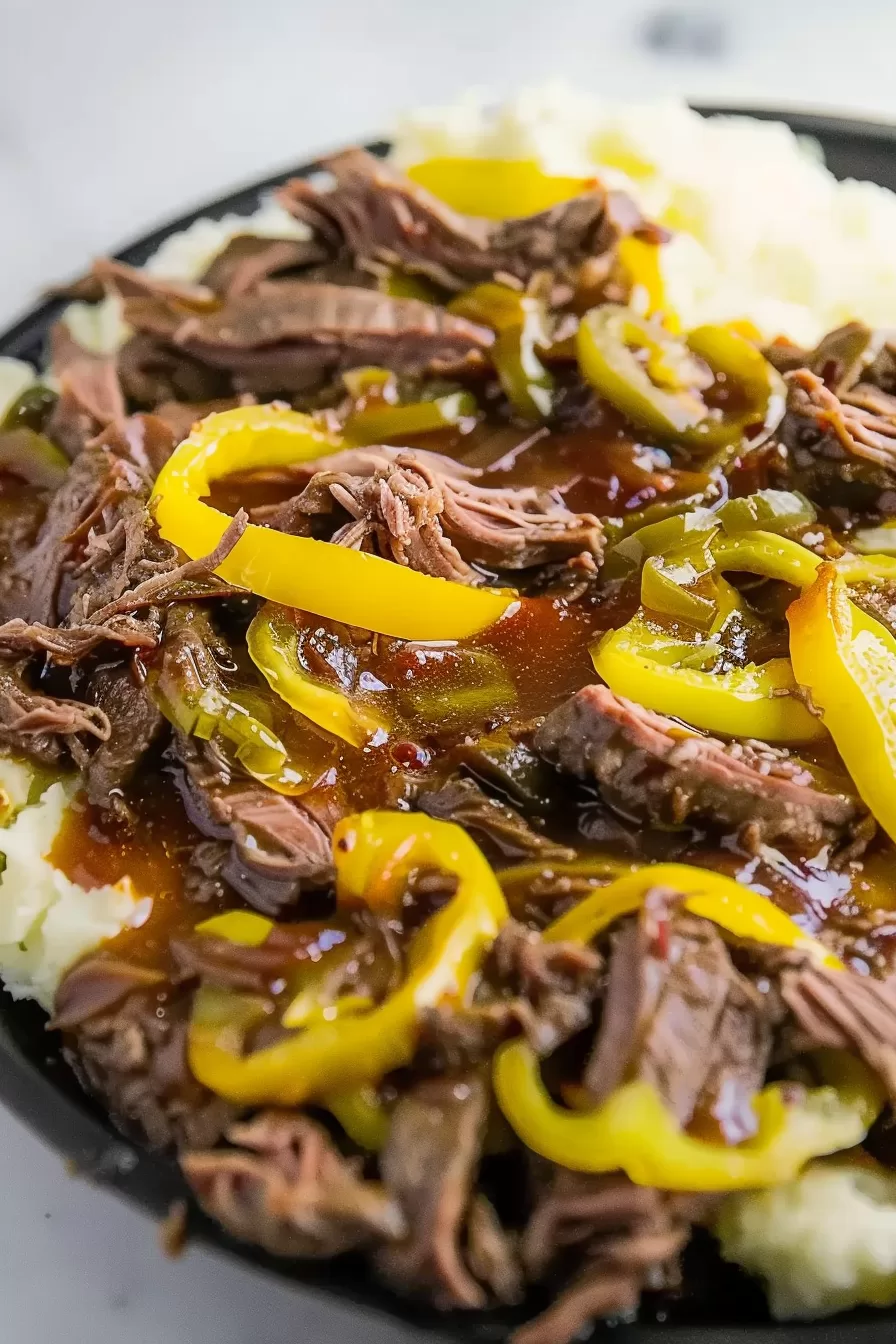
1;109;895;1341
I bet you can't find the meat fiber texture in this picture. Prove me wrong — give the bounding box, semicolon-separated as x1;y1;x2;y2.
0;758;144;1008
717;1160;896;1318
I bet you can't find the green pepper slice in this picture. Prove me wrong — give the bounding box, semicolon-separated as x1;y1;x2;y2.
449;282;554;421
577;306;786;449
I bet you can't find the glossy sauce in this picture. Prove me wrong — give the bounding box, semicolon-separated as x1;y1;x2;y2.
42;412;896;977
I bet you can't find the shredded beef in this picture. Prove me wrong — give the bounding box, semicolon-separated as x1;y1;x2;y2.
417;776;574;861
583;891;771;1142
199;235;328;298
278;148;654;303
0;659;110;764
89;412;177;475
773;955;896;1101
376;1071;507;1309
0;444;112;625
183;1111;404;1257
269;446;602;578
515;1171;701;1344
173;730;335;916
173;281;493;397
534;684;862;854
55;957;233;1150
83;664;165;811
44;324;125;459
779;367;896;506
422;919;602;1067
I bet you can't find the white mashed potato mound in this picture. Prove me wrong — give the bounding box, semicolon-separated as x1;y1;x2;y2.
0;357;37;421
0;767;144;1009
717;1161;896;1318
392;84;896;345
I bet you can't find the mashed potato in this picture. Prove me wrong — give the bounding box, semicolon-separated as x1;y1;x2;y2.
0;357;37;422
393;84;896;346
0;762;145;1009
717;1161;896;1318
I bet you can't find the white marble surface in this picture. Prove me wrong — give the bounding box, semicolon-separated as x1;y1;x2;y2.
3;0;896;1338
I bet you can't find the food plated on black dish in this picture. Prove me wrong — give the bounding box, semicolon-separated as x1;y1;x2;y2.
4;89;896;1342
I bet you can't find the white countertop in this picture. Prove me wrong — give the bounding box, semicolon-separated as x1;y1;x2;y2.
2;0;896;1337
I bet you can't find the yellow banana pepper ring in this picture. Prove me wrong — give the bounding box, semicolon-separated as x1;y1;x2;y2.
152;405;514;641
494;864;877;1189
594;530;892;745
247;604;388;749
493;1041;879;1190
789;563;896;845
188;811;508;1106
543;862;841;968
405;158;592;220
592;612;824;743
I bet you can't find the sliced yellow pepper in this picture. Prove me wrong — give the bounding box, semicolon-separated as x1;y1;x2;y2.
592;611;824;743
194;910;274;945
152;405;513;641
405;158;591;221
789;564;896;845
616;236;669;322
187;811;508;1105
494;864;877;1190
326;1084;391;1151
544;862;841;968
448;283;554;420
247;604;388;750
493;1041;878;1190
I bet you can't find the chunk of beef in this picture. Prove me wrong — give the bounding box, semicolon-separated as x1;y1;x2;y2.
417;776;574;861
173;729;335;916
173;281;494;397
269;446;602;578
44;324;125;459
779;368;896;507
182;1111;404;1258
376;1071;511;1309
422;919;603;1066
83;665;165;811
89;412;177;475
0;444;112;625
0;659;110;764
117;329;232;407
515;1171;702;1344
773;955;896;1101
91;257;216;307
54;956;233;1150
582;890;772;1142
279;148;653;303
199;235;328;298
534;684;861;854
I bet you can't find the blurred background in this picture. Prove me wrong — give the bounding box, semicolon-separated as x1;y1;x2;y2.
3;0;896;322
1;0;894;1337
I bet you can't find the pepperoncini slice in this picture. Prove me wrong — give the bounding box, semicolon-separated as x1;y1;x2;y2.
326;1084;392;1151
448;283;554;420
544;863;841;967
493;866;878;1190
576;307;785;448
717;489;816;537
616;235;669;321
152;405;513;641
788;564;896;845
591;612;824;743
247;604;388;749
493;1041;877;1189
343;391;478;446
187;811;508;1106
405;158;591;220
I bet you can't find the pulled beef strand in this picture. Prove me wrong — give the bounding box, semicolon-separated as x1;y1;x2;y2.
779;367;896;506
417;776;574;861
534;684;862;854
267;446;603;579
183;1111;405;1257
173;281;494;397
278;147;651;301
0;660;110;765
